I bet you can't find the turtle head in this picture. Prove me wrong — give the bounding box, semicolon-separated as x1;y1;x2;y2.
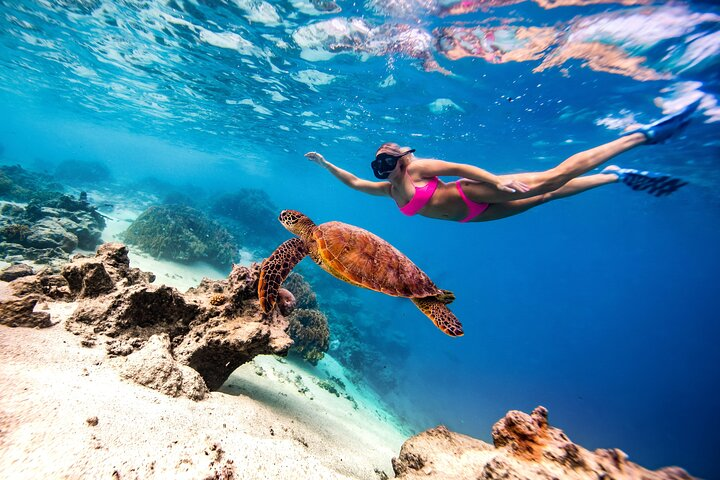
279;210;316;237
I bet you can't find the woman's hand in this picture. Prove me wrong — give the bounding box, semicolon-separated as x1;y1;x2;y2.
304;152;326;165
496;178;530;193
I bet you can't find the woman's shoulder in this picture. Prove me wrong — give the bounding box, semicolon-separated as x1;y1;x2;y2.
407;159;440;179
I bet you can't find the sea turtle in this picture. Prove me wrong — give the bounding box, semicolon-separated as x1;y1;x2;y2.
258;210;463;337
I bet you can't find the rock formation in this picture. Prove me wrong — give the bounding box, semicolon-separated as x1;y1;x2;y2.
1;190;106;267
0;242;294;398
119;333;209;401
0;261;68;328
392;406;695;480
0;293;52;328
0;263;34;282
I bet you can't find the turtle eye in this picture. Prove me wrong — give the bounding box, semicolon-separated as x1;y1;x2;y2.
279;210;300;225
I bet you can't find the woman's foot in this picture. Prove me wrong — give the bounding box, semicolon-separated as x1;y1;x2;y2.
601;165;621;180
625;99;701;144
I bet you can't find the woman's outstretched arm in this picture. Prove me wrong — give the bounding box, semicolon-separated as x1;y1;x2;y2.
410;159;529;193
305;152;391;197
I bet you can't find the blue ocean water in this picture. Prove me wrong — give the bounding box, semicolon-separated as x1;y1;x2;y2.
1;0;719;477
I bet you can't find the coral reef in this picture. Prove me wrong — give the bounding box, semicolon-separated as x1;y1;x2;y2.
392;406;695;480
210;188;286;255
0;243;294;397
0;192;106;267
0;164;64;202
121;205;239;270
287;307;330;365
53;159;113;184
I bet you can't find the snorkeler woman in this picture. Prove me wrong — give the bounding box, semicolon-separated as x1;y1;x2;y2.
306;101;698;223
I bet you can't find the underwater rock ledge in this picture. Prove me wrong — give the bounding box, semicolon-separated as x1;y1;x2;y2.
392;406;695;480
0;242;294;397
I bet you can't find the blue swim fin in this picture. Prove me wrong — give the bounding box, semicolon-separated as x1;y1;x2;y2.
609;167;688;197
624;99;701;144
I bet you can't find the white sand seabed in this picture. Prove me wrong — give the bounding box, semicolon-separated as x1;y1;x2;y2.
0;300;409;479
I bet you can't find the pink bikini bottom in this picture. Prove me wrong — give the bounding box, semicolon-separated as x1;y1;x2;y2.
456;182;490;223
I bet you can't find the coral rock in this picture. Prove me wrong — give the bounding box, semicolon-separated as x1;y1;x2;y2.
62;243;154;299
60;244;291;393
69;283;199;341
119;334;209;401
491;405;550;462
1;186;105;266
0;263;34;282
7;271;71;300
62;260;115;298
26;218;79;252
392;407;696;480
0;294;53;328
174;315;292;390
0;224;31;243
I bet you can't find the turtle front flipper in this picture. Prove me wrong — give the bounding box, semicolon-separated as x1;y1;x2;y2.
411;297;464;337
258;237;309;313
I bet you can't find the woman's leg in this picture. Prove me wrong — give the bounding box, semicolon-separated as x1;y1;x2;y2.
461;133;646;204
512;133;644;189
474;171;618;222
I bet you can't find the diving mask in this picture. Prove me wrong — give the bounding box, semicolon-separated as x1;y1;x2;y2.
371;149;415;179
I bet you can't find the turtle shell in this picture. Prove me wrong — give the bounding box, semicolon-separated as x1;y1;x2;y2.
312;221;441;298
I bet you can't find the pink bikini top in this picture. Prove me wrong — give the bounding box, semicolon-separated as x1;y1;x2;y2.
398;173;439;216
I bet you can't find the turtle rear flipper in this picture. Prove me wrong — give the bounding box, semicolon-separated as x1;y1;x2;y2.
437;289;455;304
258;237;309;313
412;297;464;337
